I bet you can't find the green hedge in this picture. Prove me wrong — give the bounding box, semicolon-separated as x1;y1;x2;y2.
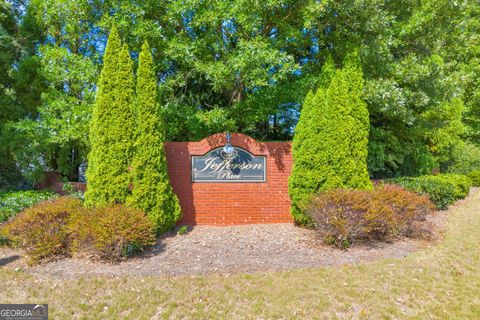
0;190;57;223
391;174;472;209
468;170;480;187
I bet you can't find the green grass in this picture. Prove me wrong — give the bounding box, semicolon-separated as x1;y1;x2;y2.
1;190;480;319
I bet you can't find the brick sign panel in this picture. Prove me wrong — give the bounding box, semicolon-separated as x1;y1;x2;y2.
164;133;293;225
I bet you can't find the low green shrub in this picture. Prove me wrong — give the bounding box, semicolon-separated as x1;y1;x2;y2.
468;170;480;187
69;205;156;261
0;190;57;223
2;197;84;264
391;174;472;209
449;174;473;198
446;142;480;174
307;185;435;248
62;182;85;200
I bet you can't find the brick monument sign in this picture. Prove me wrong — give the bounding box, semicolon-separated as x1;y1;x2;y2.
38;133;293;225
164;133;293;225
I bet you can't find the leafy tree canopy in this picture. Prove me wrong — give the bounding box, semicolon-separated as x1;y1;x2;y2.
1;0;479;182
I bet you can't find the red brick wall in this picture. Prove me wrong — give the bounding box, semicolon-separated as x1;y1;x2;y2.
164;133;293;225
36;172;87;195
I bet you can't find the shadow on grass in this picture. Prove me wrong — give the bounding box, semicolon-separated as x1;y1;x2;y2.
0;255;20;267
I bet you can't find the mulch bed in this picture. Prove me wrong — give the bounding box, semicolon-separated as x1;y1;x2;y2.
0;210;447;278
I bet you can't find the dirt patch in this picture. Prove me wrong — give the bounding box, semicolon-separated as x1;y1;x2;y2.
0;208;448;278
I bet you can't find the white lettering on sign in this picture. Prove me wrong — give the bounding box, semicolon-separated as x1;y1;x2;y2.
191;147;266;182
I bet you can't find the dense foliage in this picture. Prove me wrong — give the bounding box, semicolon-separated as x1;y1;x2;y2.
392;174;472;209
307;185;435;248
0;0;479;183
468;171;480;187
1;196;155;263
444;142;480;174
84;26;135;207
0;190;57;223
128;42;181;234
7;46;96;182
2;197;83;264
69;205;156;261
289;53;371;224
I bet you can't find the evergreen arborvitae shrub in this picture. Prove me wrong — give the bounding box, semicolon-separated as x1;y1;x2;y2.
291;89;315;157
331;51;371;190
127;42;181;234
85;26;135;207
289;52;372;225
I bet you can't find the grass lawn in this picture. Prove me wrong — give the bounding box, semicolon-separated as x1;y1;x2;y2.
1;190;479;319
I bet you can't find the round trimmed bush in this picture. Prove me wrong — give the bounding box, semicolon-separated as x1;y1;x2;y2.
307;185;435;248
69;205;156;261
2;197;84;264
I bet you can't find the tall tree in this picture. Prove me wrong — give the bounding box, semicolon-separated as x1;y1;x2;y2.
359;0;471;177
3;0;480;185
289;52;372;225
84;26;135;207
0;1;23;189
128;41;182;234
9;46;96;182
460;2;480;145
98;0;306;141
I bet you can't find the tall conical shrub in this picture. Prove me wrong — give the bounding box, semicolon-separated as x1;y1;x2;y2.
336;51;371;190
291;89;315;155
292;56;336;157
289;52;372;225
85;26;135;207
128;41;181;234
